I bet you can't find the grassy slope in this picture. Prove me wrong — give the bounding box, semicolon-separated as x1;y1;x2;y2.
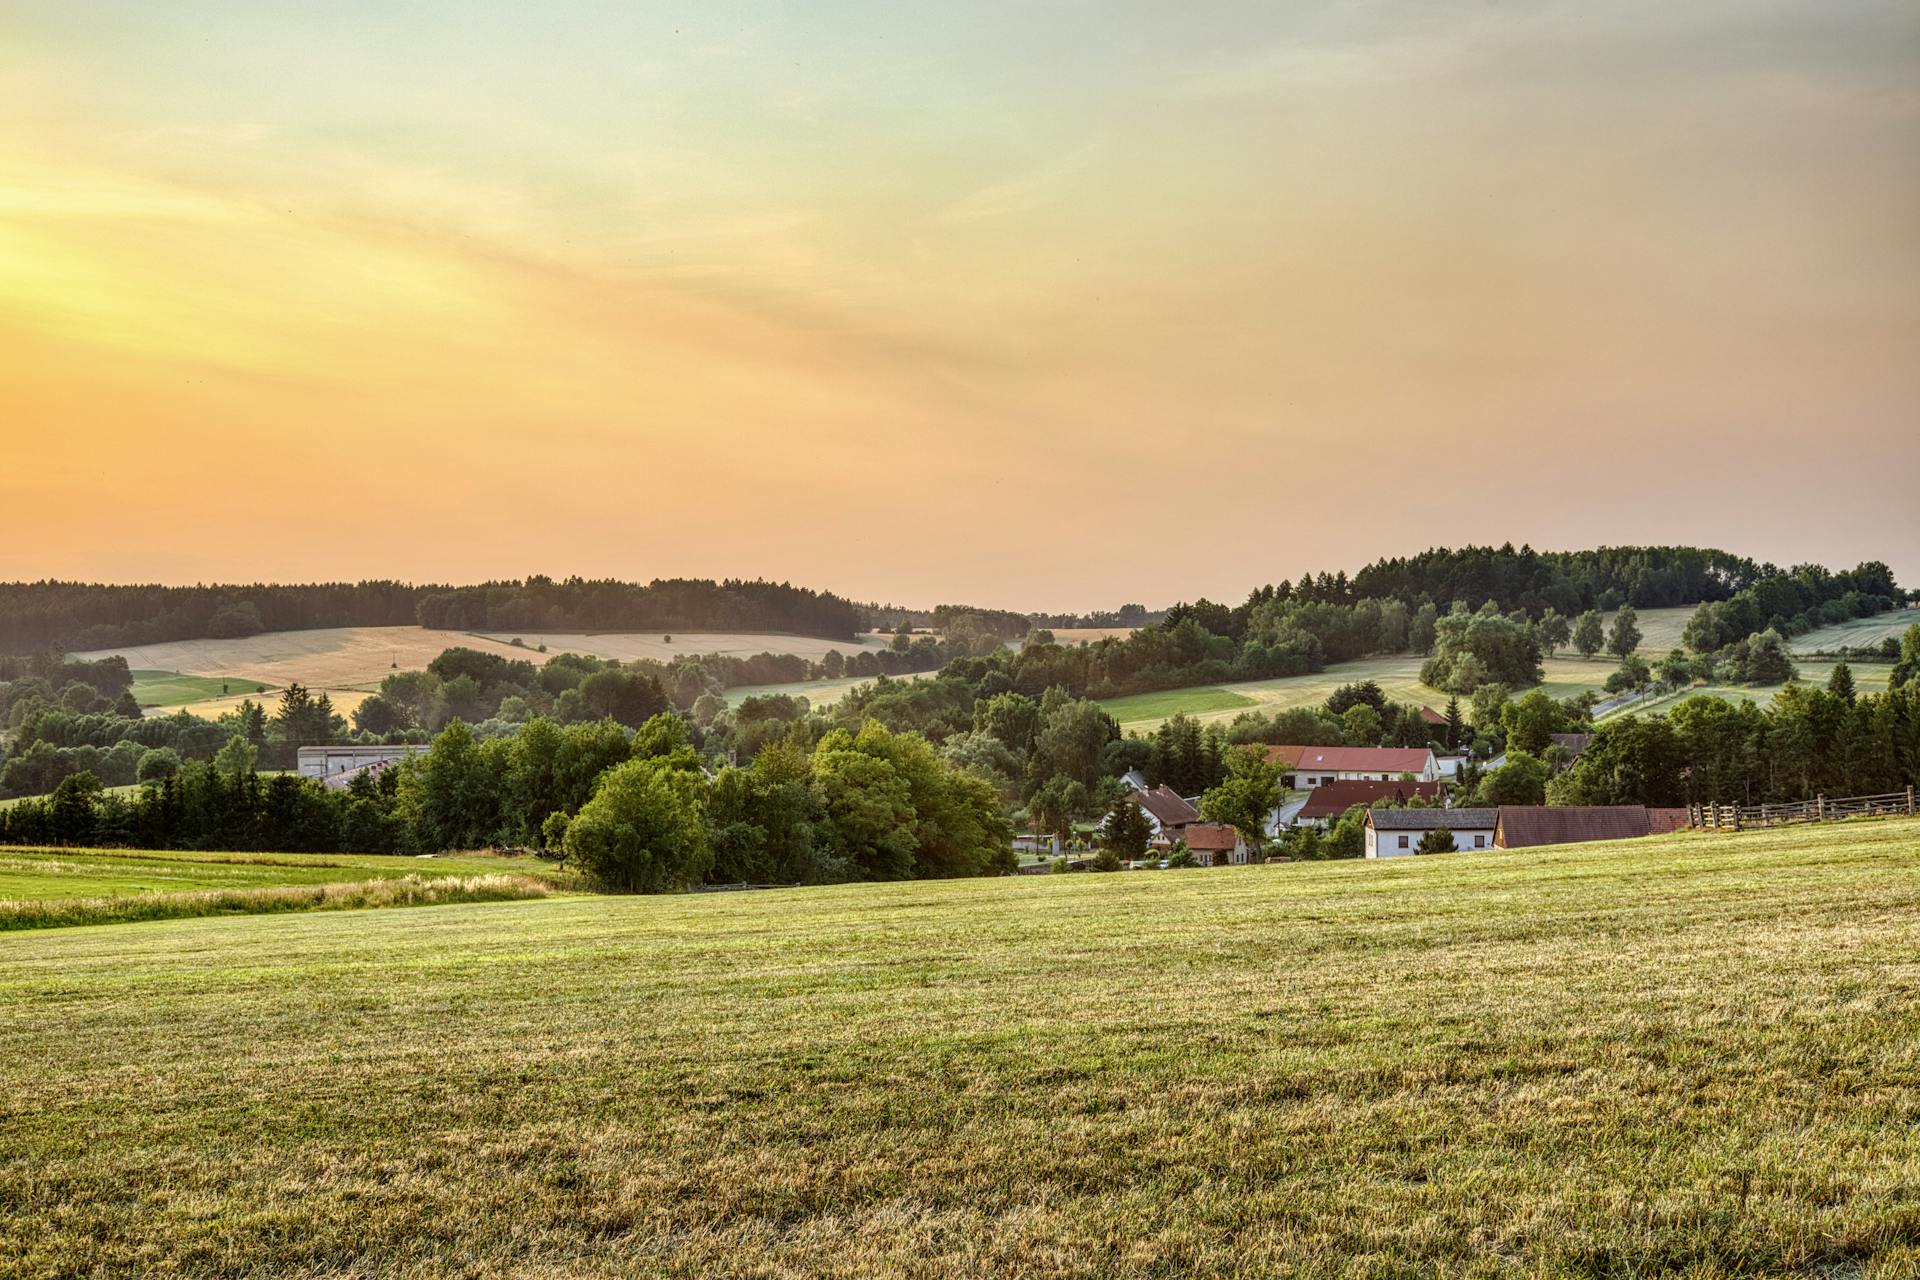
1791;610;1919;654
1102;654;1622;731
3;819;1918;1276
0;848;553;901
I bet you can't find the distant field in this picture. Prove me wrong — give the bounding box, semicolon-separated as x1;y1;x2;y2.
130;669;275;707
1102;655;1620;731
1610;660;1893;720
1790;609;1919;654
3;819;1918;1274
1613;605;1693;654
475;630;894;664
721;674;874;709
78;627;885;721
0;784;140;811
1043;626;1139;645
1098;686;1255;722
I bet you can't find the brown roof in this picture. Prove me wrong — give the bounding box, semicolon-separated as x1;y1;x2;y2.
1265;745;1435;774
1647;807;1692;835
1184;823;1240;851
1134;785;1198;827
1418;705;1448;725
1297;779;1446;821
1494;806;1651;848
1548;733;1595;759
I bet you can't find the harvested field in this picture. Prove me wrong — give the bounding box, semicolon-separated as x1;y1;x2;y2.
475;631;893;664
2;818;1917;1275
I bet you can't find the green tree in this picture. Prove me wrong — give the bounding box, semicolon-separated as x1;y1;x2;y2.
1415;827;1457;854
1572;610;1605;660
1340;703;1383;747
1606;606;1642;661
1442;696;1464;750
1099;796;1153;861
213;734;257;779
1536;608;1571;657
562;758;711;892
1826;662;1856;705
1498;689;1563;755
1198;744;1280;857
1476;752;1550;805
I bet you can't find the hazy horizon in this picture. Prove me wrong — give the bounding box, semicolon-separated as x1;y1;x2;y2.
4;2;1917;610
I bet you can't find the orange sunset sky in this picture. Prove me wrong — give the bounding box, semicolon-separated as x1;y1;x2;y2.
2;2;1916;610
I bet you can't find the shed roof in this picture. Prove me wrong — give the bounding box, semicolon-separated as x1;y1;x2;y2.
1494;805;1650;848
1367;807;1498;831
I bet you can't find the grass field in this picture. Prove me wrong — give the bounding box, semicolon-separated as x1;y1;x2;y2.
0;783;140;811
77;627;893;721
1101;654;1625;731
129;669;275;707
0;847;550;901
2;819;1917;1275
1618;605;1694;653
476;630;895;664
1791;610;1920;655
1611;661;1893;720
1097;685;1256;722
721;673;875;709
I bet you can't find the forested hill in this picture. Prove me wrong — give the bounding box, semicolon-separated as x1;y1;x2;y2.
1345;545;1764;614
0;577;868;654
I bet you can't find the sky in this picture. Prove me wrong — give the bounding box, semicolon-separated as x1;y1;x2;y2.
1;1;1916;611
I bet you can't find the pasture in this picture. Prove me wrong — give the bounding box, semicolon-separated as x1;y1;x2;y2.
475;630;895;664
1101;654;1622;731
1791;609;1918;654
129;669;274;708
2;818;1917;1276
1611;661;1892;720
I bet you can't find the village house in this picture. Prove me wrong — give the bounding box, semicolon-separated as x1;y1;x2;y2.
1133;785;1199;842
1283;778;1447;829
1364;807;1498;858
1265;745;1440;788
1183;822;1251;867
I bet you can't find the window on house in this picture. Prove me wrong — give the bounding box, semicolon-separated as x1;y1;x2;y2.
1397;835;1409;849
1474;834;1485;848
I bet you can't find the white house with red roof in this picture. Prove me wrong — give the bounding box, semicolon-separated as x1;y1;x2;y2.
1263;745;1440;789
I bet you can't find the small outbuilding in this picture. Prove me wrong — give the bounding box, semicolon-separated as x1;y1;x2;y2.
1493;805;1651;848
1364;807;1498;858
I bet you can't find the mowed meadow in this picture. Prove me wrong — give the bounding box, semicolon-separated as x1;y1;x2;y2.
3;819;1918;1276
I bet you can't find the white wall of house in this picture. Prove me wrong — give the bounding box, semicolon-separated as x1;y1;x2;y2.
1365;823;1496;858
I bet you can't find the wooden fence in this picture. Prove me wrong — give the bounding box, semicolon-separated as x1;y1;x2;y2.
1692;788;1918;831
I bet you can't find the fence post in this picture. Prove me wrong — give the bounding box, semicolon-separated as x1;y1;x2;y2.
1816;795;1825;822
1909;786;1915;815
1731;804;1742;832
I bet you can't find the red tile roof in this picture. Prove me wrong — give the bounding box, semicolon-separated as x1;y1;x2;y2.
1296;779;1446;821
1266;745;1435;774
1418;705;1448;725
1184;823;1240;851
